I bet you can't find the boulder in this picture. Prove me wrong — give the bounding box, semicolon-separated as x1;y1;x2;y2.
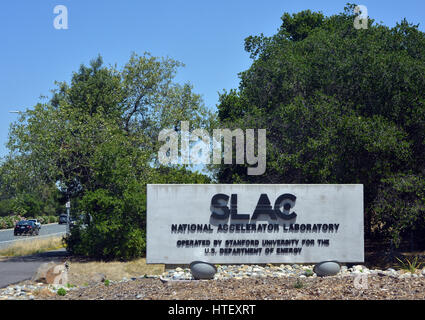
45;264;68;284
313;261;341;277
32;262;68;284
32;262;58;283
189;261;217;280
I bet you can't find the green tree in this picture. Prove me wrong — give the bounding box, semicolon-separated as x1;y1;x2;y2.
217;4;425;247
8;53;213;259
9;53;214;199
0;155;62;217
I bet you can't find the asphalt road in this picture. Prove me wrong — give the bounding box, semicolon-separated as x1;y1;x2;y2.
0;223;67;250
0;224;69;288
0;249;68;288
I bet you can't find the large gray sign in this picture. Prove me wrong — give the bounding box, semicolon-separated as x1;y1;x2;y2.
146;184;364;264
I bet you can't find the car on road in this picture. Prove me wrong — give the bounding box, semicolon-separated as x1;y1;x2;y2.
59;214;68;224
69;216;77;228
14;220;40;236
69;214;91;229
28;219;41;229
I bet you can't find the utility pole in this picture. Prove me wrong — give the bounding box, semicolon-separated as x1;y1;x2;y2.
66;199;71;234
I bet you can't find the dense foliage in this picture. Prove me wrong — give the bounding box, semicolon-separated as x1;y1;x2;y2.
372;174;425;248
5;53;213;260
216;5;425;247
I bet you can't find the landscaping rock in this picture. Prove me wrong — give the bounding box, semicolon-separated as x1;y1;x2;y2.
189;261;217;280
313;261;341;277
31;262;58;283
45;265;68;284
3;261;425;300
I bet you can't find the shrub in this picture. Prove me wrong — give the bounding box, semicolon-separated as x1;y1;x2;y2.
65;185;147;260
372;174;425;248
57;288;67;296
304;269;314;277
0;215;22;229
396;256;423;273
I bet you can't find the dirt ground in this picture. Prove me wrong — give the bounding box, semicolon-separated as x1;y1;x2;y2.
64;257;164;286
45;275;425;300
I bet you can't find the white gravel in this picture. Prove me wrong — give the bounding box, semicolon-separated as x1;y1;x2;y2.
1;264;424;300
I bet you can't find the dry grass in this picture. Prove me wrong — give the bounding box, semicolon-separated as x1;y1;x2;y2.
0;236;64;257
66;258;165;286
32;287;56;298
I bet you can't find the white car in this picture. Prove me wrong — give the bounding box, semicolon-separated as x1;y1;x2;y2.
28;219;41;229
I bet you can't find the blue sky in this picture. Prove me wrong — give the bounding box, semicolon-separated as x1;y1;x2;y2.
0;0;424;157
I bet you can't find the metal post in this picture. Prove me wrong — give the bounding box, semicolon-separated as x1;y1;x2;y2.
66;200;71;234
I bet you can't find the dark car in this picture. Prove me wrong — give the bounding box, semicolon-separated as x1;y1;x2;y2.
68;216;76;228
59;214;68;224
69;214;90;230
68;216;81;228
14;220;40;236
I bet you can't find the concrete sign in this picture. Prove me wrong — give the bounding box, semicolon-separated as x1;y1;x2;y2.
146;184;364;264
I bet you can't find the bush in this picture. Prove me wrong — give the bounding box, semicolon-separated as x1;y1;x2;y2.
65;185;147;260
372;173;425;248
0;214;60;229
0;215;22;229
48;215;58;223
37;216;45;224
57;288;67;296
304;269;314;277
